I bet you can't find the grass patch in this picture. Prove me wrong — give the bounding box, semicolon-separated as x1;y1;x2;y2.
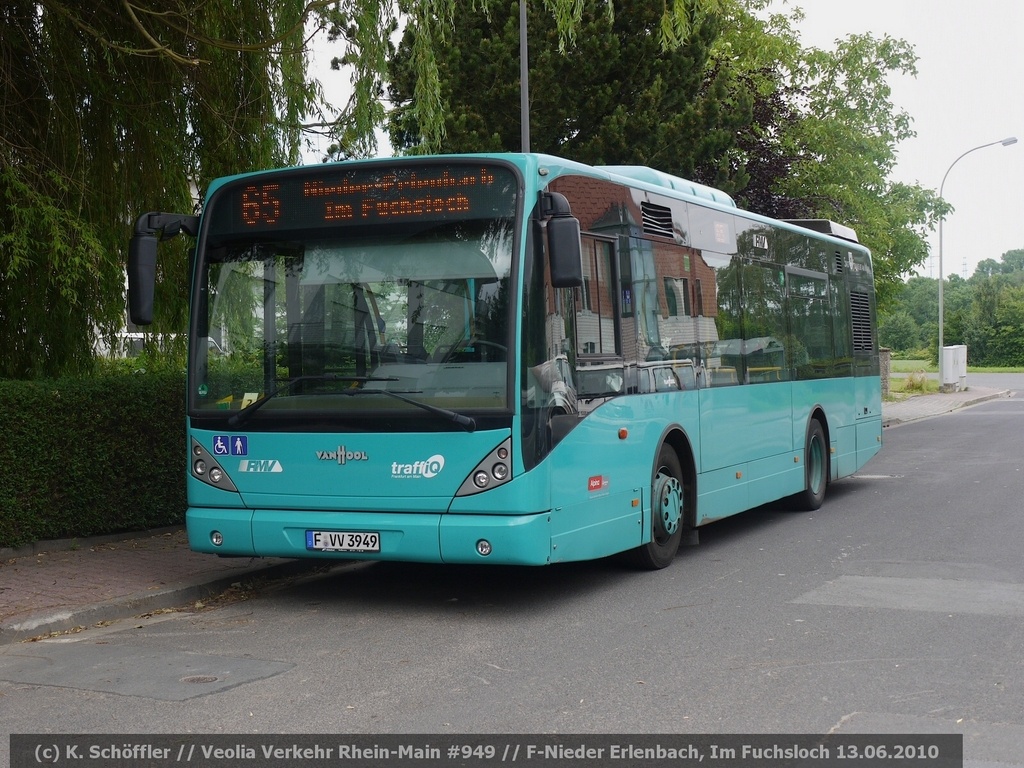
889;372;939;395
891;359;1024;374
891;359;933;373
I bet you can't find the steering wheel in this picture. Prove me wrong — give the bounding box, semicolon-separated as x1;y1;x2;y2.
444;339;507;363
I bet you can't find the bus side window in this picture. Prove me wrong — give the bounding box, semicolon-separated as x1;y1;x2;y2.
574;237;619;358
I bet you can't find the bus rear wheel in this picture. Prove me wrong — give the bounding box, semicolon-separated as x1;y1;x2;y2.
794;419;828;511
626;445;684;569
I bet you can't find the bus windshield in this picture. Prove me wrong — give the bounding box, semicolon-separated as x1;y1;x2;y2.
191;219;515;423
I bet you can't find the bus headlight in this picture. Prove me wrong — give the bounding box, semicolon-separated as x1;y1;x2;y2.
457;437;514;497
189;438;239;492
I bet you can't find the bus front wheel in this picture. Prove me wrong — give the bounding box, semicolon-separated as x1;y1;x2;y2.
626;445;684;569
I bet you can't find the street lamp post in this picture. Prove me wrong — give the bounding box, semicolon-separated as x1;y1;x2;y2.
937;136;1017;389
519;0;530;153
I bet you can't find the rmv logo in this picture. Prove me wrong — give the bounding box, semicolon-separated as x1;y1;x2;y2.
238;459;282;473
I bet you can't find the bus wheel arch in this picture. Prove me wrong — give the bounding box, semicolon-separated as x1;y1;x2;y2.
624;429;695;570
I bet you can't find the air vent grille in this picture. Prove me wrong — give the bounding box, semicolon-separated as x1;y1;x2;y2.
640;202;674;239
850;291;873;352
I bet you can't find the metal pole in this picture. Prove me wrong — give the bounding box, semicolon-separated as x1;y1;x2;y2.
936;136;1016;388
519;0;530;153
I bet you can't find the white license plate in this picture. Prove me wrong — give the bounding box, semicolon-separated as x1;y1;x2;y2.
305;530;380;553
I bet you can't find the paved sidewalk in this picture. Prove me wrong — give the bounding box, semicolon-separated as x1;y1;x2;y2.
0;386;1011;644
881;384;1010;426
0;529;320;643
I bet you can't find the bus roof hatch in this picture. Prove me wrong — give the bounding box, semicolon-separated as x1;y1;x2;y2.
784;219;860;244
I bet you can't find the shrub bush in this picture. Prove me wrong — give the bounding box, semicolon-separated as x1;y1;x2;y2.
0;370;187;549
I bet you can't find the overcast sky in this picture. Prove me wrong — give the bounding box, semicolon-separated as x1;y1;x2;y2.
788;0;1024;278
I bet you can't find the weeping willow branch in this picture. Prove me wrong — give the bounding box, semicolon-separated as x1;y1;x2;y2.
37;0;335;65
121;0;203;64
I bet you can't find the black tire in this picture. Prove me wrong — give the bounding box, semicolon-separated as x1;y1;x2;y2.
794;419;828;511
625;444;685;569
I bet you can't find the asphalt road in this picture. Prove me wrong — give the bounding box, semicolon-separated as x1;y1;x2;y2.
1;392;1022;766
962;371;1024;392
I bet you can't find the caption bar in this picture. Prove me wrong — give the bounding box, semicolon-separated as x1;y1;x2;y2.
10;734;963;768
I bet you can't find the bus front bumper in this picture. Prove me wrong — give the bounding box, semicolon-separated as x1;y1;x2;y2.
186;507;554;566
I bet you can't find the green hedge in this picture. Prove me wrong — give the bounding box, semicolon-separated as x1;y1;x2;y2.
0;370;187;549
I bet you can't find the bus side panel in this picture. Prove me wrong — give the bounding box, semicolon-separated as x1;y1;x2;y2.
856;418;883;468
833;424;859;478
790;379;860;479
548;489;644;563
854;374;883;422
541;392;700;558
695;382;793;521
698;383;795;471
695;464;749;524
854;375;883;470
747;452;805;510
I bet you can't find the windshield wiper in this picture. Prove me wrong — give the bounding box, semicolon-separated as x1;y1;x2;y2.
225;374;476;432
342;388;477;433
226;374;397;427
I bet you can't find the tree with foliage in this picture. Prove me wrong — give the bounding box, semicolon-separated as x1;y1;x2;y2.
2;0;949;378
975;248;1024;277
377;1;945;309
881;248;1024;365
878;310;922;352
777;31;945;308
386;0;752;194
324;0;726;157
703;5;946;309
1;0;317;379
1;0;724;379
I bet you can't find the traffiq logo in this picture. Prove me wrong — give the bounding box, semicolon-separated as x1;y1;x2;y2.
391;454;445;479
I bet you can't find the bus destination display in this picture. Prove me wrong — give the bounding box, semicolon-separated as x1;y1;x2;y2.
210;164;516;236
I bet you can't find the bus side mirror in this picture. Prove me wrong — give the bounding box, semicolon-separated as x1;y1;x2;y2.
128;232;158;326
127;211;199;326
544;193;583;288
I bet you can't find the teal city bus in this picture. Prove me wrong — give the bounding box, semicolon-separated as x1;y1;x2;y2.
128;154;881;569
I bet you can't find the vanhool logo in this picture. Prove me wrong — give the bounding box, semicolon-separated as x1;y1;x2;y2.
316;446;368;465
391;454;445;479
